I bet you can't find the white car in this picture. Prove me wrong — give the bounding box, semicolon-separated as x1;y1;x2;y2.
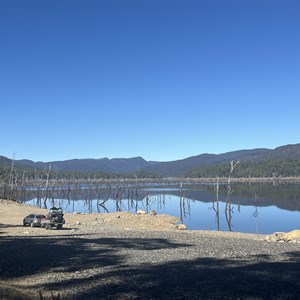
23;214;46;227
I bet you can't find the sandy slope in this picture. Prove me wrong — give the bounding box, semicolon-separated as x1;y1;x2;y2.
0;199;182;236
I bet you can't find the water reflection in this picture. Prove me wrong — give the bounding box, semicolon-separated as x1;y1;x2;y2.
6;181;300;234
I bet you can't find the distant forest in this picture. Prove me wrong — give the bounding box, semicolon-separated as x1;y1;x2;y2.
1;158;300;183
2;143;300;182
187;159;300;178
0;165;160;183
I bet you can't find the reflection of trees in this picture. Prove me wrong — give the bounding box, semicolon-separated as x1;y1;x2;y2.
9;179;300;213
179;183;191;223
224;202;233;232
83;185;170;215
5;178;300;230
211;178;261;233
188;183;300;212
97;199;109;213
251;192;259;234
212;177;220;231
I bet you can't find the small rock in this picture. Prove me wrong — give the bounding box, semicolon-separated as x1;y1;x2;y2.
264;233;283;242
290;239;300;243
76;221;81;225
177;224;187;230
264;230;300;242
282;229;300;241
150;210;157;216
137;210;146;215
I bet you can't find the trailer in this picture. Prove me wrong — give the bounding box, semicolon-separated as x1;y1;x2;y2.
41;207;65;230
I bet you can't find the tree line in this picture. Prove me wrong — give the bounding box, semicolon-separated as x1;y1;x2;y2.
186;158;300;178
1;158;300;191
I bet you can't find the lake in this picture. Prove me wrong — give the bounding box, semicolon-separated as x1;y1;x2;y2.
21;181;300;234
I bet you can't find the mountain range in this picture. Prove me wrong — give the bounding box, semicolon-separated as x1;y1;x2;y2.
1;143;300;177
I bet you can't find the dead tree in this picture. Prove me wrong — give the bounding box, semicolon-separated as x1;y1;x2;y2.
9;157;15;200
212;176;220;231
225;160;239;231
43;165;52;208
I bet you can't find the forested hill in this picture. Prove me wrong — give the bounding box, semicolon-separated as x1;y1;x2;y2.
187;144;300;178
142;148;271;176
1;143;300;178
16;156;158;174
142;144;300;177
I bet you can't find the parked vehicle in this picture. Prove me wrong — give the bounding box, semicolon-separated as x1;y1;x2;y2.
23;214;46;227
41;207;65;230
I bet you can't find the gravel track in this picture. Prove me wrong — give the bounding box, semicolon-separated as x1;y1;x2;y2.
1;229;300;299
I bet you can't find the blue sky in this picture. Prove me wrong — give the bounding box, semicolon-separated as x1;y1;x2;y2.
1;0;299;162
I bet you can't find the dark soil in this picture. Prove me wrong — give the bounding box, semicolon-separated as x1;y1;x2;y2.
1;230;300;299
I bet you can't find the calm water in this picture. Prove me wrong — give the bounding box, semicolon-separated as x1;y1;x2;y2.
23;182;300;234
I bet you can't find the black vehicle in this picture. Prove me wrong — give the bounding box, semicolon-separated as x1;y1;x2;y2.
23;214;46;227
41;207;65;230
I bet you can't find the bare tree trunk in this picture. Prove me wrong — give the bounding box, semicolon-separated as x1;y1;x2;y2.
9;157;14;200
21;170;26;202
43;165;51;208
225;160;239;231
213;176;220;231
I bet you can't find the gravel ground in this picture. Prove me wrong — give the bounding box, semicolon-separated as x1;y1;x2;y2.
1;199;300;299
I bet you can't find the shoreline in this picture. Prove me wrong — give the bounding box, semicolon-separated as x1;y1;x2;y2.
1;198;300;299
0;198;264;238
1;198;299;241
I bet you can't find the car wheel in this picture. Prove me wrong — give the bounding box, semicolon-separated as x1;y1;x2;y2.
23;221;26;226
30;222;34;227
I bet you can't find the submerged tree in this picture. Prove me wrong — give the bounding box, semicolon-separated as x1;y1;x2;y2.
212;176;220;231
43;165;52;208
225;160;239;231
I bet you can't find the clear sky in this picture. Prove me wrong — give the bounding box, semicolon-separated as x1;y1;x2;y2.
1;0;299;162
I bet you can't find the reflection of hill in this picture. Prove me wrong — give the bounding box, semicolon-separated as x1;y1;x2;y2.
146;185;300;212
182;184;300;212
18;183;300;213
